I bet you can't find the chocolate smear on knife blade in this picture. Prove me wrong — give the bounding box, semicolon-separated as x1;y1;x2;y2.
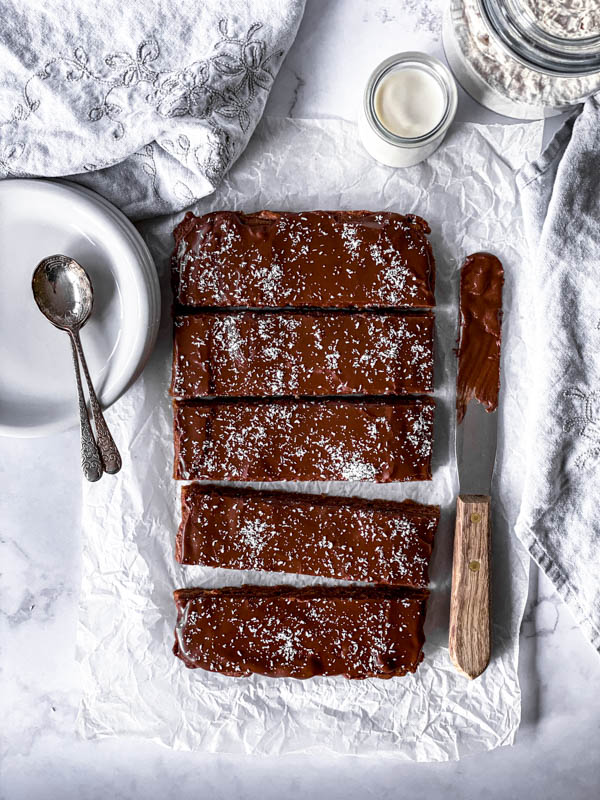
456;252;504;424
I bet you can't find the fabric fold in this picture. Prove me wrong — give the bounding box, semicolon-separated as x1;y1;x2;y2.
0;0;305;218
516;94;600;653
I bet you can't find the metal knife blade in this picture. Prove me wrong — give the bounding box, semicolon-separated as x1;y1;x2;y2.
455;399;498;495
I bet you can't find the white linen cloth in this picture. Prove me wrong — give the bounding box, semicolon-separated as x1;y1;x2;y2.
516;96;600;653
0;0;305;218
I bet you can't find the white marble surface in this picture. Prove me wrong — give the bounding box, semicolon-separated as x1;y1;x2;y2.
1;1;599;798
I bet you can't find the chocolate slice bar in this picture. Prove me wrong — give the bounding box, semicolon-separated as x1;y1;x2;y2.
171;311;434;398
173;397;435;482
177;485;439;587
172;210;435;309
173;584;429;679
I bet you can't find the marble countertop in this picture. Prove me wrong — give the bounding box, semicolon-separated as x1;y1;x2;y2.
2;1;599;798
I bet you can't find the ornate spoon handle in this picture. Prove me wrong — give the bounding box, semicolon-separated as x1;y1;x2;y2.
72;330;122;475
69;336;102;482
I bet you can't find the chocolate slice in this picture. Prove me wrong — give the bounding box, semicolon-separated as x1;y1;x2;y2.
173;584;429;679
177;485;439;587
172;210;435;309
171;311;434;399
173;397;435;482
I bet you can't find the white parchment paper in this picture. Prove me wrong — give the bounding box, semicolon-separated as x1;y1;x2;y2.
77;117;543;760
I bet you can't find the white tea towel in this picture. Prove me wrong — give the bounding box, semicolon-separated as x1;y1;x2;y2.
516;95;600;653
0;0;305;218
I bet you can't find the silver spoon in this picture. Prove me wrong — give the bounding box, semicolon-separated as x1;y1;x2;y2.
32;255;122;480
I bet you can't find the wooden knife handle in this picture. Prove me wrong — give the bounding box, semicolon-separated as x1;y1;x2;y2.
449;495;491;680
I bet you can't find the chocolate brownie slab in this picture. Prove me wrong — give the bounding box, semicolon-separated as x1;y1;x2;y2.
173;397;435;482
173;584;429;679
172;210;435;309
171;311;434;398
176;484;438;587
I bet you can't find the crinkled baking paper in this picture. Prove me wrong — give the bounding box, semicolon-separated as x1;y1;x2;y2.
77;116;543;760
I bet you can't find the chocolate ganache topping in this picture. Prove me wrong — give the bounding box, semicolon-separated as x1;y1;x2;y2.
176;484;439;587
456;252;504;424
173;584;429;679
171;210;436;309
171;310;434;399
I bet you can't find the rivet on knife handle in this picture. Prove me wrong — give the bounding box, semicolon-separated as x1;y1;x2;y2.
449;494;491;680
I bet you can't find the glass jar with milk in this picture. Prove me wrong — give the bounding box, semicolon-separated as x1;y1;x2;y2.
358;52;458;168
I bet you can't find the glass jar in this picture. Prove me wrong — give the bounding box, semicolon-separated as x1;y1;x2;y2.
358;52;458;168
443;0;600;119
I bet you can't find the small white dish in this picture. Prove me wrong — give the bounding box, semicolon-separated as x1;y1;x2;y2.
0;178;161;438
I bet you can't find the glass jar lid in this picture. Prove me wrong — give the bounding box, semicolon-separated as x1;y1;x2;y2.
480;0;600;75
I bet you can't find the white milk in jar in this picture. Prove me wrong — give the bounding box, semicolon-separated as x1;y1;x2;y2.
358;52;457;168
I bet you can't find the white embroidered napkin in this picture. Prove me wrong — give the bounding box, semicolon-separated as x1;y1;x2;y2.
0;0;305;217
516;95;600;653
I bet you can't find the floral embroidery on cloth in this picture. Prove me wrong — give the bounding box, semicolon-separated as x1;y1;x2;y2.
562;387;600;468
0;20;283;188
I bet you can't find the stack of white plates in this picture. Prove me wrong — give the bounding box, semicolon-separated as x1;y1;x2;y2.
0;179;161;437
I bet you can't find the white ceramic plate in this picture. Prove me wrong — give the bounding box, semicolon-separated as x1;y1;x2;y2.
0;179;160;437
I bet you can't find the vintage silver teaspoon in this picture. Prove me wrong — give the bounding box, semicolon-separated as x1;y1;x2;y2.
32;255;122;480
